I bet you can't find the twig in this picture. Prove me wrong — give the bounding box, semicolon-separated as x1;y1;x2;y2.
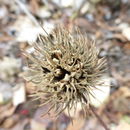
14;0;50;37
89;105;110;130
14;0;39;26
82;95;109;130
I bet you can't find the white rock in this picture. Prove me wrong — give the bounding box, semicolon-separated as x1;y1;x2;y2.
18;28;42;43
13;83;26;106
122;27;130;41
53;0;87;9
0;94;3;104
13;16;54;43
36;7;51;18
118;23;129;30
117;23;130;41
0;6;7;19
53;0;74;7
89;76;111;107
0;57;21;81
115;18;121;24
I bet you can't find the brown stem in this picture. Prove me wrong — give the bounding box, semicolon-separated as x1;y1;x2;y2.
82;95;109;130
89;105;110;130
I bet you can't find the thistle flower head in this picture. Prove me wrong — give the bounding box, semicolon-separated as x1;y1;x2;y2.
23;26;106;117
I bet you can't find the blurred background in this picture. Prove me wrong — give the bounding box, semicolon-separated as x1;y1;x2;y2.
0;0;130;130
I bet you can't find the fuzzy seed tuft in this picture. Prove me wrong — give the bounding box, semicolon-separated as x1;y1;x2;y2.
23;26;107;117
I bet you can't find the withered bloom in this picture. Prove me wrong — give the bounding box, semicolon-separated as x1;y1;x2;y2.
23;26;106;117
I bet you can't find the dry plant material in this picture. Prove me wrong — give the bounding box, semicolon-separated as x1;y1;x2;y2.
23;26;106;117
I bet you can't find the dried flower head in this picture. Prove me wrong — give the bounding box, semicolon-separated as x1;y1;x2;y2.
23;26;106;117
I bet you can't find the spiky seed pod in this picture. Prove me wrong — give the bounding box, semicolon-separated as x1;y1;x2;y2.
23;26;106;117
